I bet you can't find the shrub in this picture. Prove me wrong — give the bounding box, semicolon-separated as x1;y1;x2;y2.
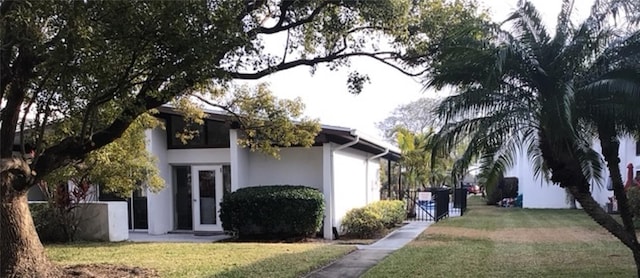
486;177;519;205
367;200;405;228
219;185;324;239
30;203;69;243
341;207;385;238
628;187;640;217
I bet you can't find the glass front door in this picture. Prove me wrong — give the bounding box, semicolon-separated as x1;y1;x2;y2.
191;165;223;231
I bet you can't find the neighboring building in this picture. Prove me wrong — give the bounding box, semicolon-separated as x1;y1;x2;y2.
506;136;640;209
89;107;399;240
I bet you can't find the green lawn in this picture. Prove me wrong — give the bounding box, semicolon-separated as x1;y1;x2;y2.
364;196;636;277
47;241;354;278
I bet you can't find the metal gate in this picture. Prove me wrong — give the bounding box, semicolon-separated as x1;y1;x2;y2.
405;188;467;222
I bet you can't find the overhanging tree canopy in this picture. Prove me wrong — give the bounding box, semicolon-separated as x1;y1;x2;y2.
0;0;485;276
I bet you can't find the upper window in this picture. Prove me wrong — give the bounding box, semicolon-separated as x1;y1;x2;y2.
636;141;640;156
167;115;230;148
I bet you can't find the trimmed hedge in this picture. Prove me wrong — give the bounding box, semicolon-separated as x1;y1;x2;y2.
219;185;324;239
341;200;406;238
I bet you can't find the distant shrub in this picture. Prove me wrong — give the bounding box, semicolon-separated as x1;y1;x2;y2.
219;185;324;239
367;200;405;228
487;177;519;205
341;207;385;239
628;187;640;217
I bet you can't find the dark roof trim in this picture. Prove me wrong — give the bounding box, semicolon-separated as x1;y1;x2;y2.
156;105;401;161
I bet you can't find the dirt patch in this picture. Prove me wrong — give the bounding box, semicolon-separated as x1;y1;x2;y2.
63;264;158;278
425;226;617;243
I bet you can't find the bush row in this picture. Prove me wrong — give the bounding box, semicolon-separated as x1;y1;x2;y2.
341;200;405;239
220;185;324;239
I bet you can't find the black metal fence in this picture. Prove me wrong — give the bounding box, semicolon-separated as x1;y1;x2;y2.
404;188;467;222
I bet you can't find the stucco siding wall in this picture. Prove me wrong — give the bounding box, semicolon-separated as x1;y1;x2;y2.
145;126;173;235
332;148;368;232
367;159;382;203
230;130;249;191
167;148;230;165
245;147;323;191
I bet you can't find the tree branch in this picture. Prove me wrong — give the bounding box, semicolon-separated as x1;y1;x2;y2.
32;75;199;180
0;46;39;157
248;1;332;36
226;51;425;80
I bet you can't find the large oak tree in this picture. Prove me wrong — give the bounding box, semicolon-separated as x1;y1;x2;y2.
0;0;483;276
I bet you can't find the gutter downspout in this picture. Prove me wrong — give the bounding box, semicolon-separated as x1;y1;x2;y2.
366;148;389;203
329;133;359;239
369;148;389;161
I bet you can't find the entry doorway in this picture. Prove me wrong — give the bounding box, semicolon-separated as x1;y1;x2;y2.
174;165;224;232
191;165;223;231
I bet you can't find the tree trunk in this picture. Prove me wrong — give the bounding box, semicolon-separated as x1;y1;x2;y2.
598;133;638;236
538;130;640;275
1;166;61;277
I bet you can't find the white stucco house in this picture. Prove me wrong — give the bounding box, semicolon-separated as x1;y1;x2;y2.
505;137;640;209
99;107;400;240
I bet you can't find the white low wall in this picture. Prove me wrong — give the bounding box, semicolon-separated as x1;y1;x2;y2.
76;202;129;242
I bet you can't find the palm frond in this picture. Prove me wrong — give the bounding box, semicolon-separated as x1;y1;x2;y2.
555;0;575;44
505;1;550;46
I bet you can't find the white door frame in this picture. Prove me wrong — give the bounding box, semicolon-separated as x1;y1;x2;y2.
191;165;223;231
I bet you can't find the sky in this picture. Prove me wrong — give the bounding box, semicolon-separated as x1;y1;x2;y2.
239;0;594;140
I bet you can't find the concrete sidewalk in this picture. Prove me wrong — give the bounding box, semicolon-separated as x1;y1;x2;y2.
305;221;432;278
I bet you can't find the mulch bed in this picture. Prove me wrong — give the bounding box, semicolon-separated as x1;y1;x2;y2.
63;264;159;278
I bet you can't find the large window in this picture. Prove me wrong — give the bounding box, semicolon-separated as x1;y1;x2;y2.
167;115;230;148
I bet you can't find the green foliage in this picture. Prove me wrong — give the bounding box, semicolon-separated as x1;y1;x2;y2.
367;200;406;228
44;113;164;197
628;187;640;218
219;185;324;239
30;181;94;243
212;84;321;158
30;203;68;243
395;127;456;188
342;200;406;238
341;207;385;239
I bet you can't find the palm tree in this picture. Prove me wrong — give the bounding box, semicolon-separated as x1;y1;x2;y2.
423;0;640;273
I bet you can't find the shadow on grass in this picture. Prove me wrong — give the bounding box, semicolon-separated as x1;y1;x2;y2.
211;244;354;278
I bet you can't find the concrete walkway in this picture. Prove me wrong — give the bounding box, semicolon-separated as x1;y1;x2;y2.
305;221;432;278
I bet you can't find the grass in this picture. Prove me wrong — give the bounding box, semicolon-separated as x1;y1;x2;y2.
46;241;354;278
364;196;636;278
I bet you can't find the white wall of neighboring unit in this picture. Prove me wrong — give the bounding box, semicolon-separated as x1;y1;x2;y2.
245;147;323;191
507;136;640;209
76;202;128;242
332;147;369;232
505;149;570;209
145;127;173;235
